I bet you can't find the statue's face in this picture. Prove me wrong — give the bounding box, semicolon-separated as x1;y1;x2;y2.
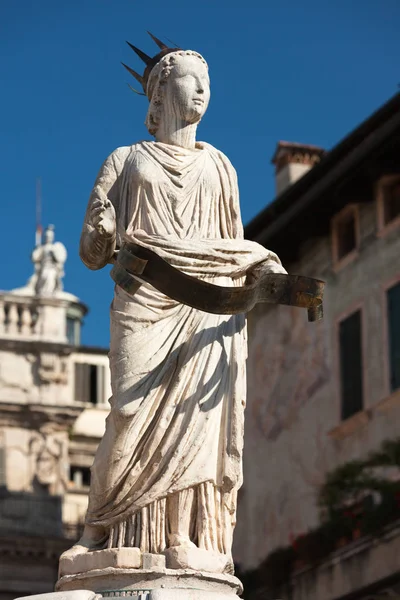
165;55;210;123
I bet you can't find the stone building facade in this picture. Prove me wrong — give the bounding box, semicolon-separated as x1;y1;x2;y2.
0;228;110;600
233;92;400;599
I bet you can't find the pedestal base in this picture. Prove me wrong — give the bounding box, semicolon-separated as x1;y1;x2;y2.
56;567;242;599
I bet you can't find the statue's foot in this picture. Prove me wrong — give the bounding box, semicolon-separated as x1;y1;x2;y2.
168;533;197;549
224;558;235;575
60;525;107;561
60;542;90;562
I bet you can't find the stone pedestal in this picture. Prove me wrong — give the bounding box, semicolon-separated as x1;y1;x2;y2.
15;592;100;600
56;546;242;599
56;566;242;599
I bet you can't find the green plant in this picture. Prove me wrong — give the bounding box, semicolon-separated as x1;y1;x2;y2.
238;437;400;598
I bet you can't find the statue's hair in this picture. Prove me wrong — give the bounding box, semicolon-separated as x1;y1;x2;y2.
145;50;208;136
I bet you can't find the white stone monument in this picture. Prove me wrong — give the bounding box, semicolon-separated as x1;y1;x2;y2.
55;33;289;600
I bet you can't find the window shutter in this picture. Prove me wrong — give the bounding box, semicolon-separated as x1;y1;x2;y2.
75;363;90;403
89;365;98;405
97;365;106;405
387;283;400;392
0;446;5;487
339;310;363;420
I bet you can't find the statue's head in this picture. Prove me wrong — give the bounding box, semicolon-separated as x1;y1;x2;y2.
44;225;55;244
145;51;210;135
122;34;210;135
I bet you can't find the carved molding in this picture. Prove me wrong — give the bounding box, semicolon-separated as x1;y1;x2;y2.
0;402;82;430
38;352;68;384
0;533;70;560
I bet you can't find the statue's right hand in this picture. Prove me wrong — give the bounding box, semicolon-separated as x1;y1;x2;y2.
90;198;116;238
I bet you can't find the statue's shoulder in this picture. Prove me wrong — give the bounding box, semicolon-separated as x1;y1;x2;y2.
107;142;151;170
106;145;134;170
52;241;67;263
200;142;237;175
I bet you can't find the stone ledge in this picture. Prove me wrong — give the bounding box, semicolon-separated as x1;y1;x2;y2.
56;567;242;597
164;547;228;573
374;389;400;413
328;409;371;440
103;591;237;599
60;548;142;577
287;519;400;600
15;592;100;600
17;590;238;600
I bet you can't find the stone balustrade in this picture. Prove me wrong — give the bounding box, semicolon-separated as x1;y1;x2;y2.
0;295;40;338
0;292;86;344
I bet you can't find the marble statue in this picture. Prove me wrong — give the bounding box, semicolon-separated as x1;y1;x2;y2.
60;35;287;582
29;225;67;296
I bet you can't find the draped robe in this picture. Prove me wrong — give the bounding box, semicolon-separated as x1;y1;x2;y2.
80;141;284;555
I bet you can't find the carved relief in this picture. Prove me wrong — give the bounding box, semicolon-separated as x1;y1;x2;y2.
38;352;68;384
29;426;69;495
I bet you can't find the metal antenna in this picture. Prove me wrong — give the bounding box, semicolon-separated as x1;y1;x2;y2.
36;178;42;247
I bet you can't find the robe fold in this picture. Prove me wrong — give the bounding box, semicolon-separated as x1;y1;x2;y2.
81;141;284;545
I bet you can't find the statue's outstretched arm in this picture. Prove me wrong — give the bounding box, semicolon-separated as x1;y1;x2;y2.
80;149;125;270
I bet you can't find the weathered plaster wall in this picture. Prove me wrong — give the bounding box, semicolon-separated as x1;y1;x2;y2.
234;201;400;570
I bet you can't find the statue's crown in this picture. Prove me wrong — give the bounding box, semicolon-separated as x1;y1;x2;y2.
121;32;181;96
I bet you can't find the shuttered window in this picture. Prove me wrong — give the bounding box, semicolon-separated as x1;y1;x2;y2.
337;212;357;260
339;310;363;420
0;446;5;487
74;363;105;405
383;180;400;225
387;282;400;392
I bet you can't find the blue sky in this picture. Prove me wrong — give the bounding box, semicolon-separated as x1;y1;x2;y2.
1;0;399;347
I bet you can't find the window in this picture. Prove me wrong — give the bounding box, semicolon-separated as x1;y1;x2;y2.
89;364;98;405
339;310;363;420
377;175;400;235
383;179;400;225
337;213;356;260
70;466;91;488
387;282;400;392
74;363;105;405
0;446;5;488
67;317;81;346
332;206;359;268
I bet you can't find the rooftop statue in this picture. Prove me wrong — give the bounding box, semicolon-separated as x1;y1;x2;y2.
31;225;67;296
11;225;68;298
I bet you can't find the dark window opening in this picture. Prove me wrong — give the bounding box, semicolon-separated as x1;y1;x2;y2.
67;317;76;345
70;466;91;488
67;317;81;346
383;180;400;225
74;363;104;404
0;445;5;488
336;212;357;261
89;365;98;405
339;310;363;420
387;282;400;392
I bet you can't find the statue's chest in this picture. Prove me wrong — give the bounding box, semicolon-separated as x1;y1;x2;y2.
131;153;221;202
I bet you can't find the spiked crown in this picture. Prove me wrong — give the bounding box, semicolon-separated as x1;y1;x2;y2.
122;32;181;96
